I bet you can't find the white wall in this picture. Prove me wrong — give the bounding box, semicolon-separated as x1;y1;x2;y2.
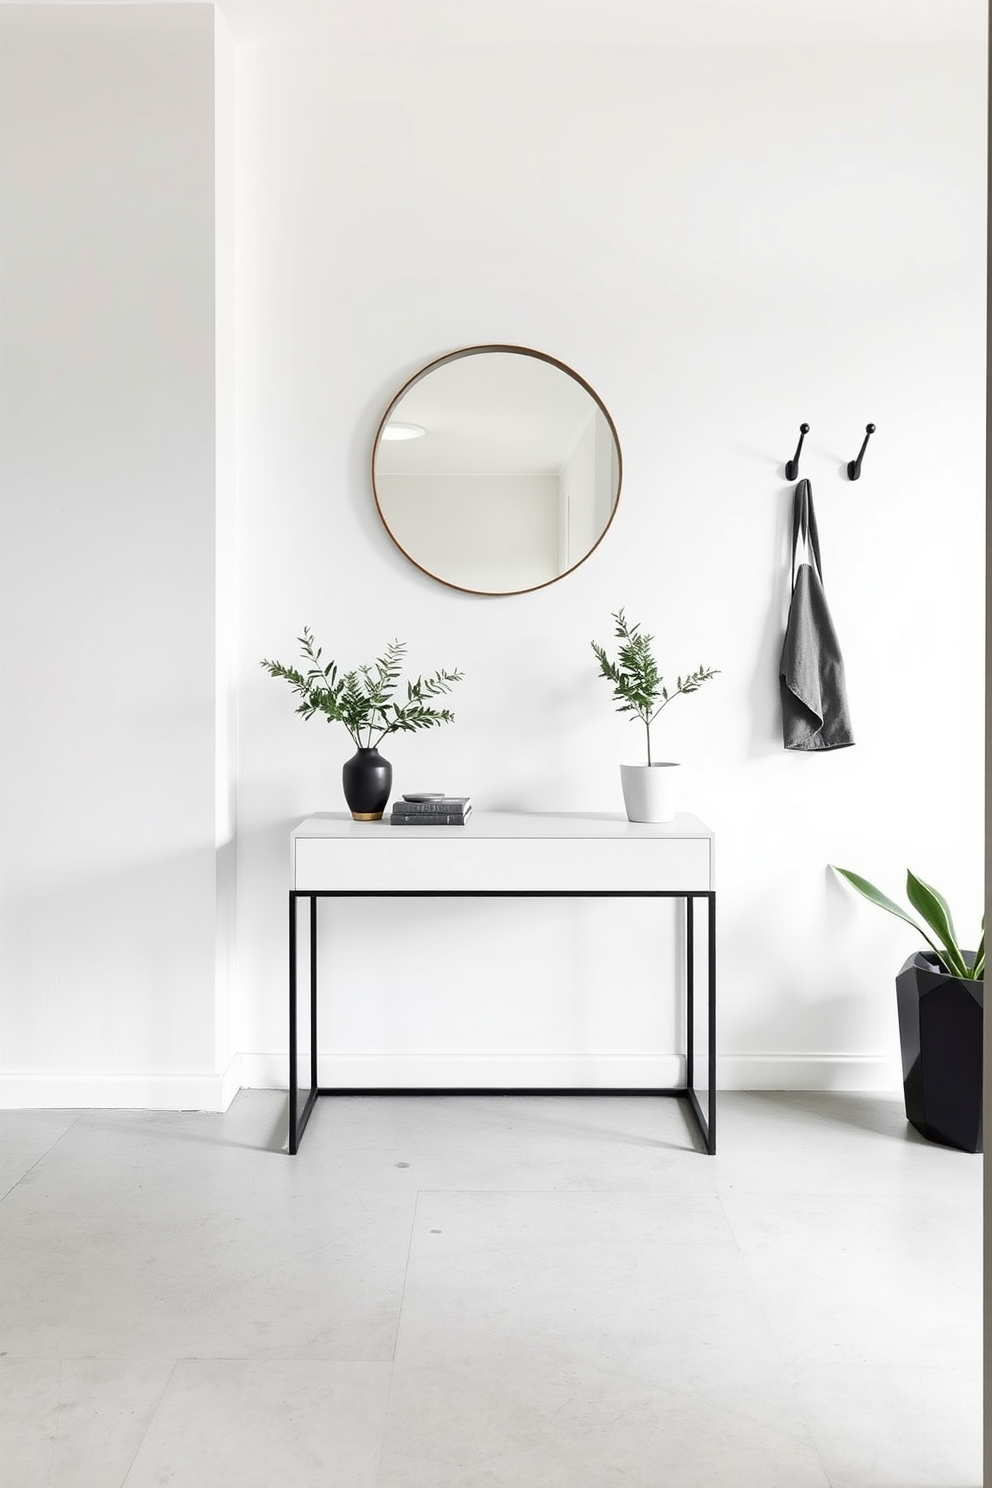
0;3;983;1104
0;3;236;1108
236;34;985;1090
213;4;237;1094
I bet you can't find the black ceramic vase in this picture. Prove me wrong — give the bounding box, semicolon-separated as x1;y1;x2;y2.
342;746;392;821
895;950;983;1153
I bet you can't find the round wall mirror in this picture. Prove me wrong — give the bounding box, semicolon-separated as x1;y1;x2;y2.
372;345;622;596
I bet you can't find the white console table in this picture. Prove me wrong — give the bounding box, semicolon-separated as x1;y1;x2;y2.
288;810;716;1154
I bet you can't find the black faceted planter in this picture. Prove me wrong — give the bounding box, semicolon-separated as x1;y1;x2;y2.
341;747;392;821
895;950;983;1153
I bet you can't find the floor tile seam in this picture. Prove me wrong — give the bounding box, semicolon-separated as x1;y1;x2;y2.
0;1354;400;1367
714;1190;834;1488
789;1359;982;1381
0;1117;82;1204
160;1356;396;1369
712;1187;875;1201
405;1184;743;1236
373;1193;420;1486
46;1357;64;1486
384;1186;423;1365
114;1357;179;1488
396;1185;726;1196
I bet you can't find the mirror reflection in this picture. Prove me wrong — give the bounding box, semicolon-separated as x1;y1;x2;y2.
372;346;622;596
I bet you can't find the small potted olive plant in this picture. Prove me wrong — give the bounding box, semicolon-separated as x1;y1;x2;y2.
833;866;984;1152
262;627;462;820
591;610;719;823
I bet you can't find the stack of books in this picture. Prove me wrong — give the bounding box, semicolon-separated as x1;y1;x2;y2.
390;796;472;826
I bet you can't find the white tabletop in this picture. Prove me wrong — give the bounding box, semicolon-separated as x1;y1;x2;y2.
291;810;713;841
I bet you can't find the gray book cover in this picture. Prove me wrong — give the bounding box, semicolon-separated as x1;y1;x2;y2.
390;808;472;826
390;797;471;815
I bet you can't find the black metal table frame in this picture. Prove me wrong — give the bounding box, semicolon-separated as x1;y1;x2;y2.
288;888;716;1155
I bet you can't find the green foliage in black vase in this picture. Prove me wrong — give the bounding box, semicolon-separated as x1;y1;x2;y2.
262;627;462;750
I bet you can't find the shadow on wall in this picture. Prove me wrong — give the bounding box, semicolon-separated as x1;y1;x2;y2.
0;845;219;1074
726;869;898;1072
734;991;882;1066
746;481;794;759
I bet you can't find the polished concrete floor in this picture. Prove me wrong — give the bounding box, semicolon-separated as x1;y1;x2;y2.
0;1090;982;1487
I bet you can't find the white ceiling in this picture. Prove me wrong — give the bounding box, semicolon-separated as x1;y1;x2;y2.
213;0;985;46
7;1;983;46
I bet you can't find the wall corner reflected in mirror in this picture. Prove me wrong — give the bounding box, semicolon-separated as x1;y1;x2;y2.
371;345;622;596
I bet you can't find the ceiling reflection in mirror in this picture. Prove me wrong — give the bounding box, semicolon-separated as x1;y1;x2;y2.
372;346;622;596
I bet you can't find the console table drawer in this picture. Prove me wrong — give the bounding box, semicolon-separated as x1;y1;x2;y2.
294;834;711;893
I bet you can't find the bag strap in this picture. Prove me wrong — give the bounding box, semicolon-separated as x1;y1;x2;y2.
791;478;823;588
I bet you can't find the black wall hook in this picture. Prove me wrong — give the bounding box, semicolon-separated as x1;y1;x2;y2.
785;423;809;481
847;423;876;481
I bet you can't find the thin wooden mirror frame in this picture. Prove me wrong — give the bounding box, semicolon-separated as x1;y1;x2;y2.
371;344;623;597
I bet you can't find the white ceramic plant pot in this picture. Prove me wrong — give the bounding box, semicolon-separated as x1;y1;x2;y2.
620;762;680;823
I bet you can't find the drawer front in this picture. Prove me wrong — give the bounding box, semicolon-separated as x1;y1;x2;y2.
294;836;711;893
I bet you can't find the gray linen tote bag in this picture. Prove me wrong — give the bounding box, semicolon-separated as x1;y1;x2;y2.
779;479;854;751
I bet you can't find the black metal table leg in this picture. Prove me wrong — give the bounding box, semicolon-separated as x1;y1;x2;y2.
289;891;298;1153
310;896;318;1092
287;886;717;1155
683;892;716;1154
288;891;318;1154
685;895;695;1090
707;890;717;1153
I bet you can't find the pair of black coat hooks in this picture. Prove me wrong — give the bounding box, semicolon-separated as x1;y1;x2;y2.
784;422;876;480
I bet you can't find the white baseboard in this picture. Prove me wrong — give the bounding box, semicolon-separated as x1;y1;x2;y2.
718;1054;902;1092
219;1052;244;1108
0;1052;901;1109
0;1056;243;1112
241;1051;902;1093
239;1052;687;1090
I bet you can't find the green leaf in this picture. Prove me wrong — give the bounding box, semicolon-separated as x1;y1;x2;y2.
906;870;957;943
970;926;984;981
831;867;950;967
905;872;969;978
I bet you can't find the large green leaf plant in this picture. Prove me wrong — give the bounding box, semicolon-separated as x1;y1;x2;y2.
832;867;984;982
262;627;462;751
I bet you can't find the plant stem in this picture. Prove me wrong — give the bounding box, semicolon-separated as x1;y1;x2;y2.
646;718;652;766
